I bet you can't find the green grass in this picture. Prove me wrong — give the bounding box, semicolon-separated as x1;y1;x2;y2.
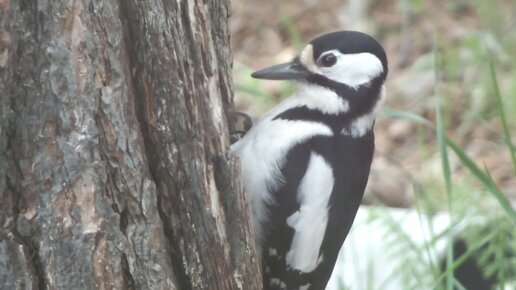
431;233;495;289
433;36;455;290
446;139;516;224
488;55;516;173
378;109;433;127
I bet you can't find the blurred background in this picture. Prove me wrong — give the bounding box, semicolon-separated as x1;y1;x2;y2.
230;0;516;289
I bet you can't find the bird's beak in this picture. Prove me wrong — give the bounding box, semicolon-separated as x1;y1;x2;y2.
251;59;310;80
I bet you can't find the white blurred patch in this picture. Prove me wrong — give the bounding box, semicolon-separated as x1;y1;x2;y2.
326;206;453;290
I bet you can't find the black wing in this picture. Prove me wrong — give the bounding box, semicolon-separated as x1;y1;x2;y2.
261;132;374;290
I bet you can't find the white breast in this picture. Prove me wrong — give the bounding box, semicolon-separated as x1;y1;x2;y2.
231;108;333;243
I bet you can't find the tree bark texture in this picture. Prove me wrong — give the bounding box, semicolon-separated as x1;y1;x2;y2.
0;1;261;289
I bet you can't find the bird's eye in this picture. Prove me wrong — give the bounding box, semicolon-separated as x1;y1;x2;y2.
318;53;337;67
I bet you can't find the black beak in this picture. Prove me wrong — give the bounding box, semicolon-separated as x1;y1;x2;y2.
251;59;310;80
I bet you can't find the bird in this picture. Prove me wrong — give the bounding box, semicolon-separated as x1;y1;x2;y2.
230;31;388;290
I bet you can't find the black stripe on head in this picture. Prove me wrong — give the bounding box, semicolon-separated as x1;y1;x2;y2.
272;106;347;133
305;73;384;118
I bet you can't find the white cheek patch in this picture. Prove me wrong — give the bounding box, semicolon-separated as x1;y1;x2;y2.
322;50;384;89
285;151;334;273
295;82;349;115
300;46;384;89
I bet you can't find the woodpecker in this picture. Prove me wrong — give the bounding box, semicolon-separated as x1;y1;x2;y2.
231;31;388;290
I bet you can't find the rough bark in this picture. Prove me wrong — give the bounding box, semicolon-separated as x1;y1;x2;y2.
0;1;261;289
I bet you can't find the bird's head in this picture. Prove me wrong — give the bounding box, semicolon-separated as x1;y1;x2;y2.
252;31;388;116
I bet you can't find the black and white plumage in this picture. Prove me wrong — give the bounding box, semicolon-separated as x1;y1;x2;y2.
231;31;388;290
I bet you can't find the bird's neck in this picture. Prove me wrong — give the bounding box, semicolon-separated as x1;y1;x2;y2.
272;81;384;136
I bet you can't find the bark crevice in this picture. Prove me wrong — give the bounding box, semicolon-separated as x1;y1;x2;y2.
117;2;191;289
6;179;46;290
27;238;47;290
121;252;136;290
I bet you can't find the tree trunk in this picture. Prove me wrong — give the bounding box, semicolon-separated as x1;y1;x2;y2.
0;1;261;289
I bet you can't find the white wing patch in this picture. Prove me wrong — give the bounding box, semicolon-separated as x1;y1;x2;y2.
231;115;333;244
285;152;334;273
